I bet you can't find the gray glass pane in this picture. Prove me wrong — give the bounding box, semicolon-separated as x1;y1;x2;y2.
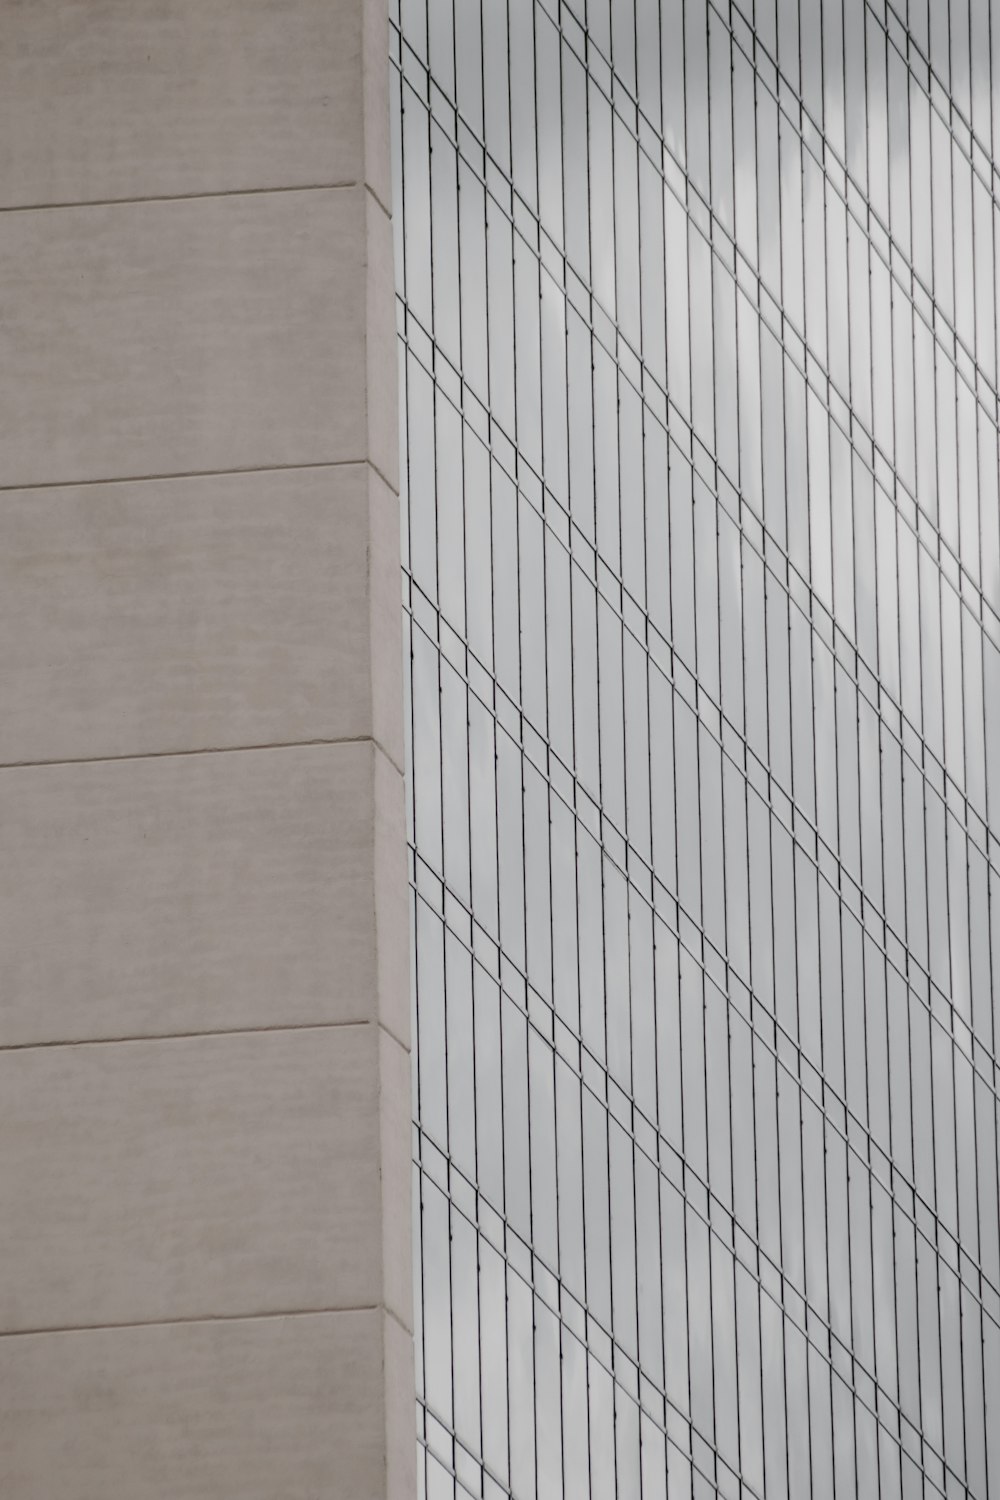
394;2;1000;1494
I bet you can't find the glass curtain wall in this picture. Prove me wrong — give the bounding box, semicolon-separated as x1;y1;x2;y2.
391;1;1000;1496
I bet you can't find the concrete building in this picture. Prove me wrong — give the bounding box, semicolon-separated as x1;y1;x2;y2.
5;3;1000;1499
0;3;413;1497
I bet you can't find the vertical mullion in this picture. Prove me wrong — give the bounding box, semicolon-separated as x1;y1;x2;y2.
539;9;571;1498
978;10;1000;1500
606;12;635;1498
675;0;700;1484
952;5;986;1492
581;8;613;1498
721;3;750;1493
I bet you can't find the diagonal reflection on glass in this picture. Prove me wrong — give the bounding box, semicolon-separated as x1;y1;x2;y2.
393;2;1000;1496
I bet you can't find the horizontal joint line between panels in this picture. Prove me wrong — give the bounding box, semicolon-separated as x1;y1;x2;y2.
0;734;405;779
0;457;394;495
0;181;365;214
0;1019;388;1055
0;1306;385;1340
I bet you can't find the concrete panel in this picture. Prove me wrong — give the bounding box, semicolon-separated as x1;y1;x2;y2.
0;1310;385;1500
0;188;370;489
375;752;410;1046
0;0;374;210
0;745;379;1048
0;1026;380;1332
385;1313;419;1500
369;465;406;773
363;0;393;212
366;193;401;490
379;1029;414;1332
0;464;392;764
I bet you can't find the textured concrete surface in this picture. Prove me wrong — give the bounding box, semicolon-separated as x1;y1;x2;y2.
385;1311;419;1500
379;1028;415;1329
0;0;413;1492
0;745;382;1048
0;190;369;488
369;463;407;770
0;1311;386;1500
365;192;401;489
0;0;391;213
0;465;399;765
0;1027;381;1331
375;744;411;1046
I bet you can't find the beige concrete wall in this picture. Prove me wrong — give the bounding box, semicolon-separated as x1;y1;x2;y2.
0;3;412;1496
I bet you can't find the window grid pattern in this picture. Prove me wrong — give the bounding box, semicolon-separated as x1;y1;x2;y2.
391;2;1000;1497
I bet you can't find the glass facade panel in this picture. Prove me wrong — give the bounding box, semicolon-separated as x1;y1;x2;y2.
392;3;1000;1495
